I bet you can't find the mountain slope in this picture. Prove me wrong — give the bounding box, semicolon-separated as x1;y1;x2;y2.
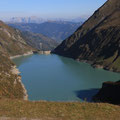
0;20;34;99
22;31;58;51
8;21;82;42
53;0;120;72
0;21;33;56
0;52;27;99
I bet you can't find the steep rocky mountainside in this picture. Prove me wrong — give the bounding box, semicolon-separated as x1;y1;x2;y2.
53;0;120;72
0;21;33;56
22;31;58;51
8;21;82;42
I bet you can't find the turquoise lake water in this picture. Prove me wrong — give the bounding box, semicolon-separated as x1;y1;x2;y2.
13;54;120;101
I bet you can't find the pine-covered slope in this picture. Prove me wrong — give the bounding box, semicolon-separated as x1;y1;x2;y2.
53;0;120;72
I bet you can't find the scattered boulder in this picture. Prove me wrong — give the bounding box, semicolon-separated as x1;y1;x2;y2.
93;80;120;105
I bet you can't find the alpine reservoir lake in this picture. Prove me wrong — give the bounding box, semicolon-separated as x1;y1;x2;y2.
13;54;120;102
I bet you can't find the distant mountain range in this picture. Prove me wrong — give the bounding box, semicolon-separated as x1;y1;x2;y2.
8;21;83;42
6;16;88;24
7;16;47;24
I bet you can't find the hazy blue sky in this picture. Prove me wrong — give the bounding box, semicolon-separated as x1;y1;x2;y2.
0;0;107;19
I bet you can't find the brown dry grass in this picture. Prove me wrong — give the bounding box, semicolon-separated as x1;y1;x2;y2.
0;99;120;120
0;54;24;99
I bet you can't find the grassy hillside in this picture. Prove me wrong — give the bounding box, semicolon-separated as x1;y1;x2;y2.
0;53;25;99
0;21;33;56
0;99;120;120
0;21;32;99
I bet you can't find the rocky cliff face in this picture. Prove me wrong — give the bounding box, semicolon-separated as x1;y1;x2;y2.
53;0;120;72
